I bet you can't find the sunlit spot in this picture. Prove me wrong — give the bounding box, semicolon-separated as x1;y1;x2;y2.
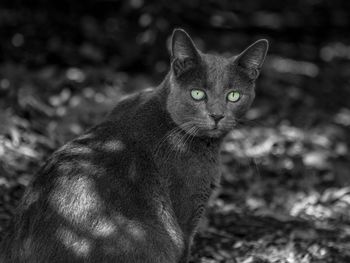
77;133;95;141
302;151;329;169
50;176;101;225
92;218;116;237
91;214;146;240
66;68;85;83
320;42;350;61
289;187;350;221
56;227;91;257
158;207;184;250
59;144;93;155
103;140;125;152
125;220;146;240
101;215;146;255
112;214;146;240
334;108;350;126
268;56;319;77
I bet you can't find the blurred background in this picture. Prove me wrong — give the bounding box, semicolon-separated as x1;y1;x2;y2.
1;0;350;262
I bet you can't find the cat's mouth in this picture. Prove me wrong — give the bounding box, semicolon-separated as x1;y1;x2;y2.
202;126;225;138
201;121;235;138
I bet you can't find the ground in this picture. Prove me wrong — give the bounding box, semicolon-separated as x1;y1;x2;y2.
1;1;350;262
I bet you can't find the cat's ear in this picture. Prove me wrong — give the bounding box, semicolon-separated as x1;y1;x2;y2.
171;29;200;77
236;39;269;79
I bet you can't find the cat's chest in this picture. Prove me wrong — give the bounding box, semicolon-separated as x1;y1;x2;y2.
158;147;220;213
177;153;219;183
169;153;220;232
159;145;220;185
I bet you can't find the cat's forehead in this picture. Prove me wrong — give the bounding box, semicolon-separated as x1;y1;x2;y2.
202;53;231;71
201;53;243;88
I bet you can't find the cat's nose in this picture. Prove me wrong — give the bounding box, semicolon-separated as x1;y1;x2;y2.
209;113;225;123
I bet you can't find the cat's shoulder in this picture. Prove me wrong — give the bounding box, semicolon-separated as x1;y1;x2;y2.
108;88;155;120
30;88;157;188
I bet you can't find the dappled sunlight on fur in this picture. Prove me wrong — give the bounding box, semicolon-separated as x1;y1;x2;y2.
159;207;184;251
102;140;125;152
121;219;146;241
91;218;117;237
50;175;101;225
58;144;94;155
90;214;146;240
100;215;148;255
77;133;95;141
56;227;92;258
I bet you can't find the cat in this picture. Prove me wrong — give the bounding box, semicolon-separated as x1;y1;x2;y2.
0;29;268;263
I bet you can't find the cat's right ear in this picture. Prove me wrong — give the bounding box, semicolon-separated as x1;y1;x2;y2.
171;29;200;77
236;39;269;80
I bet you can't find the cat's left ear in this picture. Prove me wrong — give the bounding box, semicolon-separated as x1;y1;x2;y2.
236;39;269;79
171;29;200;77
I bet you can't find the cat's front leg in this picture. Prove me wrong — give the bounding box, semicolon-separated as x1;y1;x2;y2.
178;235;193;263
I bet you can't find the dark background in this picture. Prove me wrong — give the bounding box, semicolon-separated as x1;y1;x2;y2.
1;0;350;262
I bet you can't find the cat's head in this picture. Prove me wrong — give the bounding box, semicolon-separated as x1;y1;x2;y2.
166;29;268;138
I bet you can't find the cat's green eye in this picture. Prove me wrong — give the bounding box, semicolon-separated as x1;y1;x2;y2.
191;89;206;101
227;91;240;102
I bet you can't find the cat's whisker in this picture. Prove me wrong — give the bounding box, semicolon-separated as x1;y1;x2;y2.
179;126;197;158
172;136;185;161
187;127;199;152
157;121;191;147
153;126;180;156
154;129;185;163
155;121;196;167
166;122;198;163
173;125;194;160
158;127;182;155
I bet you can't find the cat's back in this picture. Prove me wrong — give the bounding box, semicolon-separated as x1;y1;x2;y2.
33;87;159;193
108;88;156;122
0;88;183;263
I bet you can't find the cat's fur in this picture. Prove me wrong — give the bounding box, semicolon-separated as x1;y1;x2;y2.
0;29;268;263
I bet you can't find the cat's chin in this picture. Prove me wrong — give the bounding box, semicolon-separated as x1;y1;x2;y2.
197;128;228;139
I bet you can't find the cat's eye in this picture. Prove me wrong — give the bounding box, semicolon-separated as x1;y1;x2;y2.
227;91;240;102
191;89;206;101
